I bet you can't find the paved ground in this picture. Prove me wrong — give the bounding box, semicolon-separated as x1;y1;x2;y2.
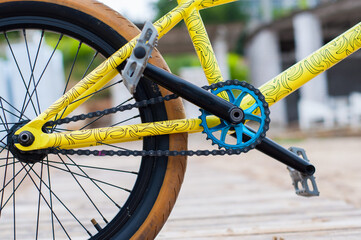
158;133;361;239
2;131;361;239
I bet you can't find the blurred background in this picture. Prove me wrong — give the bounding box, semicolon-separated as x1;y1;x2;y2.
0;1;360;238
99;0;361;137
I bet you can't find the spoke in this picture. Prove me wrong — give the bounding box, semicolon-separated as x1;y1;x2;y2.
51;40;82;132
12;157;16;240
44;161;131;192
19;163;73;239
71;81;125;130
0;97;31;121
63;154;121;211
0;107;28;124
69;80;123;106
35;161;44;240
0;145;9;155
23;29;44;114
110;114;140;128
79;114;105;130
21;34;63;117
234;91;247;107
81;51;99;78
0;160;18;168
244;113;262;123
0;162;28;198
0;122;20;126
22;29;39;116
0;150;10;217
0;117;9;141
0;134;11;151
118;96;134;107
1;163;33;210
4;32;38;119
23;162;92;237
50;51;113;133
57;154;109;222
99;142;132;152
46;157;55;239
50;128;70;133
220;126;231;143
46;159;138;175
234;126;244;145
0;98;10;132
64;41;82;94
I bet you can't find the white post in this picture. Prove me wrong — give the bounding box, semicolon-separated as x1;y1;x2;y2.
246;29;288;128
293;12;331;129
6;35;65;120
213;25;230;81
179;67;208;118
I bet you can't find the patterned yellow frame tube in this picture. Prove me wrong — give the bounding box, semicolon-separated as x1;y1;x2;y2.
15;0;361;151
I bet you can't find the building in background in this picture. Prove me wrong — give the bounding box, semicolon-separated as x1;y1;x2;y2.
245;0;361;131
155;0;361;132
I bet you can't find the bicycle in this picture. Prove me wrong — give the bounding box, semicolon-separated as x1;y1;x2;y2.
0;0;359;239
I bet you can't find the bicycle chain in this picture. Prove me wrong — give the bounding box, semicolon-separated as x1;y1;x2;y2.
39;80;270;157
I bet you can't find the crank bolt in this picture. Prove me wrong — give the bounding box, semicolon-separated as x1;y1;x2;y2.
229;107;244;124
18;131;35;147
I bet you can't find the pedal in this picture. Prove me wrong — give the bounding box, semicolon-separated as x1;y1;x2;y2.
287;147;320;197
122;21;158;94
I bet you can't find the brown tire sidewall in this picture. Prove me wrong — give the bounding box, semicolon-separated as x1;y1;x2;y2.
0;0;187;239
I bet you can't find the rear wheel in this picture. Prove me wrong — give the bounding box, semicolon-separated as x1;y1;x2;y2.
0;0;187;239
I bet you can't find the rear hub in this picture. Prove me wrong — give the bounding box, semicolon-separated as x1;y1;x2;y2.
7;121;47;164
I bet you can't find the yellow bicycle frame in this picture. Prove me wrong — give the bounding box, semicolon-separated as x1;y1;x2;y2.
15;0;361;151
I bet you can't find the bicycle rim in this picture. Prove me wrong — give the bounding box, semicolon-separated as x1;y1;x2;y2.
0;1;185;239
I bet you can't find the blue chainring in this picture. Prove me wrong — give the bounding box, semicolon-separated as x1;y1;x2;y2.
199;81;270;152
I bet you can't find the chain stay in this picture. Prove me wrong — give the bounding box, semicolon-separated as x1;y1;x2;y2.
40;80;268;157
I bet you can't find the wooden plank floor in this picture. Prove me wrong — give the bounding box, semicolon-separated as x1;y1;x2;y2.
158;134;361;239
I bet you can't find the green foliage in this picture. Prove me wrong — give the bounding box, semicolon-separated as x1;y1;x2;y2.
45;33;103;83
298;0;308;9
154;0;177;21
154;0;248;24
163;52;248;82
200;2;248;24
45;32;109;99
163;54;201;74
228;53;248;82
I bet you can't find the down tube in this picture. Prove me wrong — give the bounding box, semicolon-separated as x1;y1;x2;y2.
255;22;361;107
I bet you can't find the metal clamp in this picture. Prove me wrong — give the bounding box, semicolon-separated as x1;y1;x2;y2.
287;147;320;197
122;21;158;94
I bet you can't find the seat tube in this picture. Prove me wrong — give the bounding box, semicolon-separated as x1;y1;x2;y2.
183;7;224;85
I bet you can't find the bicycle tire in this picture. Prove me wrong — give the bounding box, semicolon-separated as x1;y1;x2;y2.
0;0;187;239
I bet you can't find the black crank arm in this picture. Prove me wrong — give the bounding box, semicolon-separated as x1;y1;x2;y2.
143;63;243;124
232;131;315;176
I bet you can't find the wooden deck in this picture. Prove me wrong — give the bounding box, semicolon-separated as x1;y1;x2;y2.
158;134;361;239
